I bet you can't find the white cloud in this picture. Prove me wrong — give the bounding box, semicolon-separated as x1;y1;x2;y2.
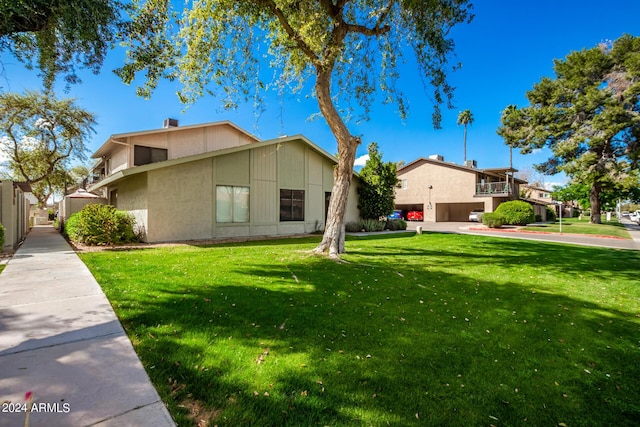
354;154;369;167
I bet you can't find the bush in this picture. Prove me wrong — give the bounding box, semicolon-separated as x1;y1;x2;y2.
545;206;556;221
494;200;535;225
481;212;505;228
64;213;82;242
65;204;138;245
385;219;407;231
360;219;386;232
0;223;4;249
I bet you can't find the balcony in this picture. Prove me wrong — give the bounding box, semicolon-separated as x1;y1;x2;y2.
475;181;512;196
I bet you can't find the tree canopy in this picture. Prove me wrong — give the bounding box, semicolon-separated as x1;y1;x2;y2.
0;90;95;206
0;0;122;89
498;34;640;224
118;0;473;256
358;142;398;220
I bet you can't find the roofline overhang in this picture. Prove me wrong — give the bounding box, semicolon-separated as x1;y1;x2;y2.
88;134;340;192
398;157;519;177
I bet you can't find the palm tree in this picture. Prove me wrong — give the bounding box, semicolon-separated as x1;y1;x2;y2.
457;109;474;162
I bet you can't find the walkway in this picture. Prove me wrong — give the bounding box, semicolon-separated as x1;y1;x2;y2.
0;226;175;427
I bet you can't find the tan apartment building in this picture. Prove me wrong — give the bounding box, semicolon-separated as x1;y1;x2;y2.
87;120;359;242
395;155;523;222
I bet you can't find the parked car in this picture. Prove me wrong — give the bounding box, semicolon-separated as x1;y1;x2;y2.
469;209;484;222
388;210;403;220
407;210;424;221
630;211;639;222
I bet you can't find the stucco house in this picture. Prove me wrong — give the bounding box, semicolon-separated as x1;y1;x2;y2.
394;155;524;222
520;184;554;221
87;120;359;243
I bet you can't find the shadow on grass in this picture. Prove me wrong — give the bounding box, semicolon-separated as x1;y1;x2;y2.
82;235;640;426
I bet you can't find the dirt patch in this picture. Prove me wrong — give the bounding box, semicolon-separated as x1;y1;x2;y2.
179;398;222;427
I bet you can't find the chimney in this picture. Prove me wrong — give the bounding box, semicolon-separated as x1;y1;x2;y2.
163;118;179;128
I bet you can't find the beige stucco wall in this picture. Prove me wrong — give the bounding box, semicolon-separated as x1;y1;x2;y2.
111;173;149;239
147;159;213;242
110;144;130;174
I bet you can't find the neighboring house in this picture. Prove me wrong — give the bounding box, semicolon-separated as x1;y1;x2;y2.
0;181;31;251
88;120;359;243
520;184;553;204
520;184;554;221
395;155;524;222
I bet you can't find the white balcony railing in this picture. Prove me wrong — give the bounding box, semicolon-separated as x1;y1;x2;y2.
475;182;511;196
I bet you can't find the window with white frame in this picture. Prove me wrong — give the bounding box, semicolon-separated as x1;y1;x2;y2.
216;186;250;223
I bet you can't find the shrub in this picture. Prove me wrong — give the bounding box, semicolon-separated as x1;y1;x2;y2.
481;212;504;228
65;204;138;245
360;218;386;232
494;200;535;225
64;213;82;242
0;223;4;249
385;219;407;231
545;206;556;221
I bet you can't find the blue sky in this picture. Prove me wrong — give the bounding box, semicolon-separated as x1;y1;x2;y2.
2;0;639;188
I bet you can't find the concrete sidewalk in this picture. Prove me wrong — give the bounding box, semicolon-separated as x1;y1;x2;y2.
0;226;175;427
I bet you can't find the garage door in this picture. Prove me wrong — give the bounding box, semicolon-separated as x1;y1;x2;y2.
435;202;484;222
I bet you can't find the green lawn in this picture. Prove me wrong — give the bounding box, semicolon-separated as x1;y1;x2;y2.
522;217;631;238
79;234;640;426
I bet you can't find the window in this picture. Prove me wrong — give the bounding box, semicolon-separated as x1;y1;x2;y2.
401;179;407;189
280;189;305;221
134;145;168;166
216;186;250;223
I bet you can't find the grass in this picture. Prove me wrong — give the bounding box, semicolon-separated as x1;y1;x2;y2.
522;217;631;239
79;234;640;426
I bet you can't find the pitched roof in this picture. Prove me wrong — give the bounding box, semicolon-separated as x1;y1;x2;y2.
398;157;523;181
88;135;338;191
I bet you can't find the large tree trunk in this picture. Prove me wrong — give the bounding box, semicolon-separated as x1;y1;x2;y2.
313;69;359;257
590;182;602;224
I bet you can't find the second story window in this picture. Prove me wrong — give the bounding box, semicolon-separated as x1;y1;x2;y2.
134;145;168;166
